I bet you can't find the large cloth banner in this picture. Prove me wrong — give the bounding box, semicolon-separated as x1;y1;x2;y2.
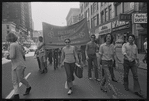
42;18;90;49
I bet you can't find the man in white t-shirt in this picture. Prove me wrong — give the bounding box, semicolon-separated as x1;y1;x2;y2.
143;38;147;63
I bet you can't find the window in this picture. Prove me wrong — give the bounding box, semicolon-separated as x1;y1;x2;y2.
101;2;103;6
81;5;83;13
87;20;90;29
124;2;130;12
105;8;109;21
91;18;94;28
103;10;105;23
7;25;9;29
115;2;122;16
94;16;97;27
101;11;104;23
91;5;93;15
97;14;99;26
84;2;89;8
109;5;112;19
7;31;9;34
87;8;89;19
93;2;98;14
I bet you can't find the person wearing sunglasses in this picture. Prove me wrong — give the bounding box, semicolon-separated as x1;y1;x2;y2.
85;34;100;81
60;38;79;95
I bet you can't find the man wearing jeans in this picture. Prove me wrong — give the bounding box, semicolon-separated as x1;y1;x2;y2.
122;34;143;98
85;34;99;81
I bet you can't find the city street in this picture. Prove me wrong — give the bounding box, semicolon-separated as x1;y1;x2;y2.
2;51;147;99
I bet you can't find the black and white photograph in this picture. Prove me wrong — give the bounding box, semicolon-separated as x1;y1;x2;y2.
2;2;147;99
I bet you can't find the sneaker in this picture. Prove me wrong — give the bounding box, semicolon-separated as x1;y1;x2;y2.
134;91;144;98
88;77;92;80
67;89;72;95
24;87;31;95
112;78;117;82
11;94;20;99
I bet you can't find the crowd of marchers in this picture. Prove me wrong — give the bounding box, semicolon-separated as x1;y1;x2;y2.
4;32;147;99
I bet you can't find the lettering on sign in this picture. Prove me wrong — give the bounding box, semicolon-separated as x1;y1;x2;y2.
133;13;147;23
101;26;108;30
112;20;129;28
112;25;129;32
99;22;111;35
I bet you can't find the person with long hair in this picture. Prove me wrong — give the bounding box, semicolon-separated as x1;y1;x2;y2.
60;38;79;95
5;32;31;99
98;33;117;98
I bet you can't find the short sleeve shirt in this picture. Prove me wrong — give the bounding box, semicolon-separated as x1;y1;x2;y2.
63;46;76;63
122;42;138;61
99;43;115;61
86;41;98;55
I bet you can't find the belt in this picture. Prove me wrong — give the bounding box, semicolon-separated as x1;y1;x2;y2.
124;59;135;63
102;60;112;62
88;54;96;55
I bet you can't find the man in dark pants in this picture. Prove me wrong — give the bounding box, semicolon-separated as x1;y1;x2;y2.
53;48;59;70
122;34;143;98
85;34;100;81
48;49;53;65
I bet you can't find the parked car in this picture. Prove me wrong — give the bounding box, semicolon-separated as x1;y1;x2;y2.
29;44;37;52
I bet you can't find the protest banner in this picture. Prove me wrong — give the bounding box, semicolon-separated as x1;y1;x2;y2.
42;18;90;49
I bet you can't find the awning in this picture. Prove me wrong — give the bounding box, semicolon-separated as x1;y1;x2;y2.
112;28;131;35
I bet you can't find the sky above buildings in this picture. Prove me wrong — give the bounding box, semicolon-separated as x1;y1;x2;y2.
31;2;80;30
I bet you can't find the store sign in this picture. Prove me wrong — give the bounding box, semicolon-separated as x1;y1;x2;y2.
112;20;129;28
99;22;111;35
133;13;147;23
112;20;130;32
119;14;131;21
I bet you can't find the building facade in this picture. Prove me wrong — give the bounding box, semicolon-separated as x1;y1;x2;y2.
2;22;16;43
66;8;80;26
78;2;146;52
32;30;43;43
2;2;33;42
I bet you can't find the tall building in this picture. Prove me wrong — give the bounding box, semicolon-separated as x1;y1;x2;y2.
2;2;33;41
66;8;80;26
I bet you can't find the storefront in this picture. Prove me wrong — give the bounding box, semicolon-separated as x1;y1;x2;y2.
111;19;132;43
98;22;112;44
133;13;147;53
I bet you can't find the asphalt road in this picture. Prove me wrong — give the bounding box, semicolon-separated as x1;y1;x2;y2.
2;52;147;99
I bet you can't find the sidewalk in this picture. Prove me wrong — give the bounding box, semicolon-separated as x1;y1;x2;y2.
116;48;147;70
